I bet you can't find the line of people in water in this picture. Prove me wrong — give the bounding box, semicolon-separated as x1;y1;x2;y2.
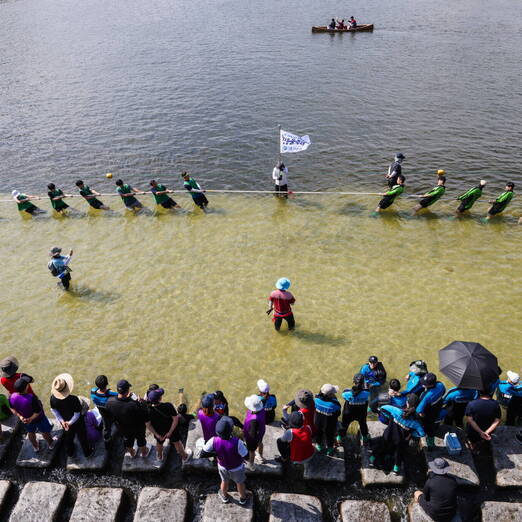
1;354;520;512
11;171;209;216
272;153;517;220
328;16;357;30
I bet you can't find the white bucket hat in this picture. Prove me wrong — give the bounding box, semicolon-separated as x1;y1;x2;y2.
257;379;270;393
244;394;263;412
507;371;520;384
320;383;339;396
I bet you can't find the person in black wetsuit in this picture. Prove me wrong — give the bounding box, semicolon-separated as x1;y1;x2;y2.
414;458;458;522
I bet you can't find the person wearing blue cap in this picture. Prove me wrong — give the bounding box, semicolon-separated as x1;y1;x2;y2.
267;278;296;331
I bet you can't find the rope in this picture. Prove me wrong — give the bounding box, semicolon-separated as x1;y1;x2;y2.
0;189;518;206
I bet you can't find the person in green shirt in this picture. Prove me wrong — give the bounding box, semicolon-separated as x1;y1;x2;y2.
75;180;110;210
375;174;405;212
47;183;70;214
182;172;209;211
115;179;145;212
413;172;446;214
485;182;515;220
150;180;181;210
456;180;486;214
11;190;46;215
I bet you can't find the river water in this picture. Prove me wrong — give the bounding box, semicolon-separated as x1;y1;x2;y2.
0;0;520;412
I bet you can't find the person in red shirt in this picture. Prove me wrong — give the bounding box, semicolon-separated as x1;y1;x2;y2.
267;278;296;331
1;356;34;395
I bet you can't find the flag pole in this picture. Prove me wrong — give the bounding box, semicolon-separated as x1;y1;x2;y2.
277;124;282;165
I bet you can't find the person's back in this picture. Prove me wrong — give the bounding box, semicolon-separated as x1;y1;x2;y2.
269;289;295;316
466;396;500;430
198;394;220;442
419;472;458;522
90;387;118;408
106;394;145;432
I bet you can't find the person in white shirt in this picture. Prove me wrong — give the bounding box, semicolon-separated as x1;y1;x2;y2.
272;162;289;199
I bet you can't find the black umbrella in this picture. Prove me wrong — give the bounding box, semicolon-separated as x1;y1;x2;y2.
439;341;498;391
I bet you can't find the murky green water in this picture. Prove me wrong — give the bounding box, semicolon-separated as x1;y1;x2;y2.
1;193;520;412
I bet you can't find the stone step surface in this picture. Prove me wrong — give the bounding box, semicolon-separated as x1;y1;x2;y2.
67;437;109;471
421;425;479;487
202;491;253;522
0;417;20;463
481;501;522;522
361;422;405;487
70;487;123;522
16;423;63;468
269;493;322;522
303;451;345;482
340;500;391;522
407;501;433;522
0;481;11;513
10;481;67;522
134;487;187;522
182;419;214;472
122;433;170;472
491;426;522;487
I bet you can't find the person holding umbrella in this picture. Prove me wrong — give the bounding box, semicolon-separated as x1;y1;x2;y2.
416;373;446;449
464;391;501;453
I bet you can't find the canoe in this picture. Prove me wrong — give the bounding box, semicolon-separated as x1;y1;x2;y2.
312;24;374;33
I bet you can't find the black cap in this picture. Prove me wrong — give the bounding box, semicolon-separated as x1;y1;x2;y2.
216;416;234;439
13;375;32;392
117;379;131;393
289;411;304;429
353;373;365;386
369;356;378;364
422;373;437;387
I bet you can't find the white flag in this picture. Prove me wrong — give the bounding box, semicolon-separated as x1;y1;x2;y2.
280;129;311;153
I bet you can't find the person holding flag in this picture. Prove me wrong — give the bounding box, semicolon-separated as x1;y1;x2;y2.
272;162;289;199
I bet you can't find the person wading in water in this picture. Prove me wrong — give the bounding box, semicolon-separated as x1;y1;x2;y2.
267;278;295;331
48;247;73;290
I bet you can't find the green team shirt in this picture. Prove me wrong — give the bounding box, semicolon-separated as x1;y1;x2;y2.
457;186;482;210
386;184;405;201
117;184;138;204
183;178;200;191
48;189;68;210
424;185;445;206
0;394;10;421
79;185;93;198
151;184;169;204
494;190;514;210
16;193;33;211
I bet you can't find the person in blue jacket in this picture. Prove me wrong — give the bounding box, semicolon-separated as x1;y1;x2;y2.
256;379;277;424
403;360;428;397
337;374;370;445
372;394;425;475
497;371;522;426
360;356;387;389
417;373;446;449
314;384;341;456
90;375;118;446
442;387;479;428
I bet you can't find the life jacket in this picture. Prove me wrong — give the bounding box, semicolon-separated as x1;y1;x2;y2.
379;405;425;438
497;381;522;407
290;425;314;463
48;260;60;276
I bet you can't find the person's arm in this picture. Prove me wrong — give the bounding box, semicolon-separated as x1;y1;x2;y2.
51;408;64;423
465;416;490;440
422;477;431;501
457;188;474;200
485;418;501;435
68;412;80;425
200;437;217;458
237;439;249;459
51;192;65;201
280;429;293;443
166;415;180;439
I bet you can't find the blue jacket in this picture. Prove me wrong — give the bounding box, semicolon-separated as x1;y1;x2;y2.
258;394;277;411
314;395;341;416
342;389;370;405
443;387;478;406
389;394;408;408
497;381;522;407
360;363;386;388
380;405;425;438
417;382;446;416
403;372;424;396
90;387;118;408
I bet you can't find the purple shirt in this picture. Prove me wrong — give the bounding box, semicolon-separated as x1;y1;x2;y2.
213;436;245;470
9;392;42;420
197;410;221;442
243;409;266;446
85;411;102;444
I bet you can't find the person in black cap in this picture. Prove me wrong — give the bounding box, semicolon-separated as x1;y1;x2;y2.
105;379;150;458
276;411;315;464
416;373;446;449
145;385;192;462
201;416;249;505
386;153;405;188
414;458;458;522
360;356;387;390
48;247;73;290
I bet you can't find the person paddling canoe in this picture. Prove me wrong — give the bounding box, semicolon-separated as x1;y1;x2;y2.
413;171;446;214
12;190;45;215
456;180;486;215
376;175;405;212
485;182;515;220
328;18;336;30
349;16;357;28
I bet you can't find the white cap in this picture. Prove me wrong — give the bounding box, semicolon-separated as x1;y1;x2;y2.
244;394;263;412
11;190;20;197
257;379;270;393
507;371;520;384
